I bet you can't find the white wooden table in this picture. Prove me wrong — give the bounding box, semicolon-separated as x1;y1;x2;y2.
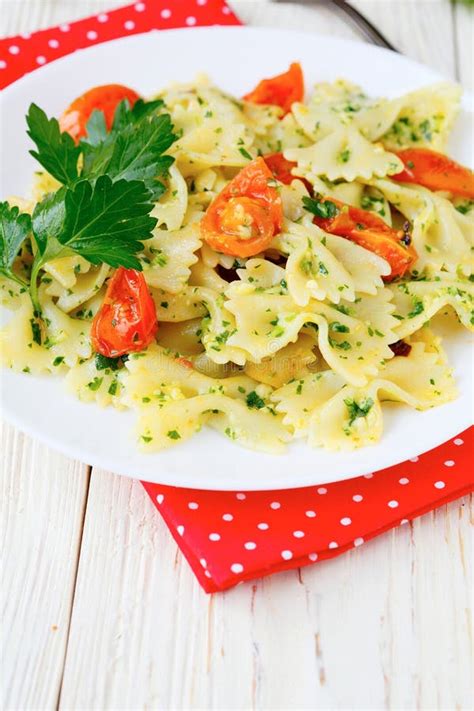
1;1;473;709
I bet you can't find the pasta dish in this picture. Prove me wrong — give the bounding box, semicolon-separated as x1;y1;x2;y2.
1;63;473;453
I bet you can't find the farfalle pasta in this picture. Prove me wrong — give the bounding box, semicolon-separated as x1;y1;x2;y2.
1;67;472;455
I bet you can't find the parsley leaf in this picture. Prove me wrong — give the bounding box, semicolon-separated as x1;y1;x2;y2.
33;176;156;267
29;176;157;313
95;353;122;371
0;202;31;286
81;103;176;199
26;98;176;200
303;196;339;219
26;104;80;186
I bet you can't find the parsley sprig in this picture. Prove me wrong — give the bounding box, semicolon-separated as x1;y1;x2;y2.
26;98;176;199
0;95;177;342
29;175;157;313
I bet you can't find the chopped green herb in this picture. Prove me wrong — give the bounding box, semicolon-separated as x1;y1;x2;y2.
87;376;103;391
407;299;424;318
344;397;374;426
238;147;253;160
339;148;351;163
329;338;351;350
302;196;339;219
329;321;350;333
95;353;121;371
29;318;42;345
167;429;181;440
246;390;265;409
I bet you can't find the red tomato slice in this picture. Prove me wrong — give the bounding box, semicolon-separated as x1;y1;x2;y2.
312;198;417;280
201;157;283;258
91;268;158;358
392;148;474;199
59;84;140;143
243;63;304;116
264;152;313;192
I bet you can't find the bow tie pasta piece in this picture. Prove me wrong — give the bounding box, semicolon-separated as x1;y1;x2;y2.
150;164;188;232
380;328;457;407
222;282;397;385
43;255;91;289
380;83;462;152
274;219;390;306
272;370;346;436
120;345;290;452
162;80;262;173
0;292;91;374
273;328;456;450
280;181;311;222
244;333;318;388
308;177;366;211
45;263;110;313
310;294;398;386
173;122;255;174
255;113;311;155
197;287;249;366
309;331;457;450
189;260;230;292
161;79;247;135
150;286;208;323
122;344;257;405
237;258;287;290
242;102;283;137
187;168;230;213
142;222;201;294
371;179;473;276
284;126;403;183
135;393;290;453
388;274;474;338
65;356;127;407
292;79;403;143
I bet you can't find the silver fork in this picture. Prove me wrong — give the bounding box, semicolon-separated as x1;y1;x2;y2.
271;0;399;52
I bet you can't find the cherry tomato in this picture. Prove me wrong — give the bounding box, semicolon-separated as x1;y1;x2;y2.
91;268;158;358
59;84;140;142
264;152;313;192
392;148;474;198
243;62;304;116
200;157;283;258
312;198;417;280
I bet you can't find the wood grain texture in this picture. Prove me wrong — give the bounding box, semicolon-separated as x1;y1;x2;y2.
1;1;473;709
1;422;90;711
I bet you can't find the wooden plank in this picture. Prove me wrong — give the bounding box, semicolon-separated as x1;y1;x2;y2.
1;422;90;711
453;0;474;89
352;0;456;77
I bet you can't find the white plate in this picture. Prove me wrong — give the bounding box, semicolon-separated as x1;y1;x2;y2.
1;27;472;490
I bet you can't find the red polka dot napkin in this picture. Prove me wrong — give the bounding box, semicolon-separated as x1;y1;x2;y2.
1;0;473;593
0;0;240;89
